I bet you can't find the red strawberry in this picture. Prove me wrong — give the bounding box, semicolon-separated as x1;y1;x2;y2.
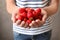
26;8;34;13
26;20;32;24
26;7;31;11
35;8;41;15
16;15;24;20
19;8;26;13
15;17;18;21
33;11;38;17
38;15;43;20
24;18;27;22
34;16;38;20
29;9;34;13
20;12;27;18
27;12;33;19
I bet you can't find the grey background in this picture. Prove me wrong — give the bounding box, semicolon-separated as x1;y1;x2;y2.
0;0;60;40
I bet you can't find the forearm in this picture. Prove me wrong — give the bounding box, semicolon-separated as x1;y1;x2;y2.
43;0;59;16
6;0;16;14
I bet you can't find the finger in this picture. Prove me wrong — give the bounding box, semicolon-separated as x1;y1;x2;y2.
29;23;34;28
36;19;44;27
32;21;38;28
24;23;28;28
29;21;36;28
19;21;25;27
11;16;16;23
11;13;17;23
41;9;47;22
42;14;47;22
35;19;41;27
11;18;16;23
15;20;21;25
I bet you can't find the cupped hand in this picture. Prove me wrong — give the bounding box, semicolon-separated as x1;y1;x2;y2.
29;9;48;28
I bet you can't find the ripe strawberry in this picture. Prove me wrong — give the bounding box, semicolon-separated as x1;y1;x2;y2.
20;12;27;18
27;12;33;19
29;9;34;13
34;16;38;20
35;8;41;15
15;17;18;21
26;8;34;13
33;11;38;17
24;18;27;22
16;15;24;20
19;8;26;13
38;15;43;20
26;20;32;24
26;7;31;11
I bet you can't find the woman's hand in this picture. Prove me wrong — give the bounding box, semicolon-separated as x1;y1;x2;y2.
11;6;28;28
29;9;48;28
11;6;19;23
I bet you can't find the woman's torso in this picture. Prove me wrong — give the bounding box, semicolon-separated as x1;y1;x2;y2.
16;0;50;9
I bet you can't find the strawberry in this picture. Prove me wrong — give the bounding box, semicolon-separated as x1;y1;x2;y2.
16;15;24;20
26;20;32;24
20;12;27;18
19;8;26;13
33;11;38;17
24;18;27;22
34;16;38;20
35;8;41;15
26;8;34;13
38;15;43;20
29;8;34;13
26;7;31;11
27;12;33;19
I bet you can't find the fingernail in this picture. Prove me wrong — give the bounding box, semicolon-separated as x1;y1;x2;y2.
36;20;39;22
32;21;35;23
22;21;25;23
29;24;32;26
18;20;21;22
26;27;30;29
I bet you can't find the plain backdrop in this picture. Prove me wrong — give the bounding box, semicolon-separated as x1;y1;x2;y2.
0;0;60;40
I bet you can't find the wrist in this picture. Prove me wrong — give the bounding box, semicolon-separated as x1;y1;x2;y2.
42;7;51;17
7;5;18;14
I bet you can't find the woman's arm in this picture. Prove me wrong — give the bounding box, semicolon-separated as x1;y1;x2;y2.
6;0;18;14
29;0;59;28
43;0;59;16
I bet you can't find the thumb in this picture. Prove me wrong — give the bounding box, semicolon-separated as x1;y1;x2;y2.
11;13;17;23
41;9;47;22
42;14;47;22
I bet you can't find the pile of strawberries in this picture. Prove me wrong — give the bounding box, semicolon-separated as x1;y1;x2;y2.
16;8;43;25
